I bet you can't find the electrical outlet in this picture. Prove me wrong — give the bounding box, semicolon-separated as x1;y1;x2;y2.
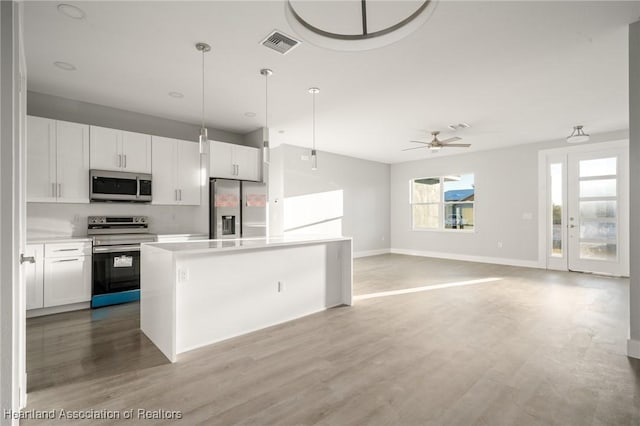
178;268;189;282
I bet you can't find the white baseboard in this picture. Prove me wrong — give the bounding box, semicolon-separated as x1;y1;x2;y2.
627;339;640;359
26;302;90;318
353;248;391;258
390;248;542;269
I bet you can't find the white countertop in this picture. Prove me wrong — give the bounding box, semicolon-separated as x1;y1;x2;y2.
143;235;352;255
27;236;92;244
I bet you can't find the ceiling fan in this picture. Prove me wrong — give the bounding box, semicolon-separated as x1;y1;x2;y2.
403;131;471;152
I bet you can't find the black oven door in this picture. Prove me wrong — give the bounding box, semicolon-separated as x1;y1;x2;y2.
92;245;140;297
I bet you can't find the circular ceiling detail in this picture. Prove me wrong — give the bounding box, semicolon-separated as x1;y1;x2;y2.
285;0;436;51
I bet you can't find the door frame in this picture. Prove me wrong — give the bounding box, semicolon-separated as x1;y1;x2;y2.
538;139;630;275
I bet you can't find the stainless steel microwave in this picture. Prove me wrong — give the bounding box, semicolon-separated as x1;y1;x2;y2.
90;170;152;202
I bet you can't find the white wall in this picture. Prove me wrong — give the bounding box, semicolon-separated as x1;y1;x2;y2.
390;130;628;266
629;20;640;358
270;144;390;256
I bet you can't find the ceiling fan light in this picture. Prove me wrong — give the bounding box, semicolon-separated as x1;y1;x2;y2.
430;145;441;152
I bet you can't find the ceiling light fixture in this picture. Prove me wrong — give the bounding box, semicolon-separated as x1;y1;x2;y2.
308;87;320;171
566;125;590;143
53;61;76;71
57;4;85;20
196;42;211;155
260;68;273;164
168;91;184;99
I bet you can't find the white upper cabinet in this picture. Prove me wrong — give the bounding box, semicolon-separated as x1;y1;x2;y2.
90;126;151;173
122;130;152;173
27;116;56;202
233;144;261;182
152;136;201;206
210;141;261;182
55;120;90;203
27;116;89;203
176;139;201;205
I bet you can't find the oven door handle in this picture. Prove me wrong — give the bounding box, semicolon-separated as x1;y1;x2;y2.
93;245;140;254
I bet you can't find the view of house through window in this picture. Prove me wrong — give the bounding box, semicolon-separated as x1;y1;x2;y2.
411;174;475;230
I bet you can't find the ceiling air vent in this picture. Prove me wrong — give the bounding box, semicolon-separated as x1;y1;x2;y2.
261;30;301;55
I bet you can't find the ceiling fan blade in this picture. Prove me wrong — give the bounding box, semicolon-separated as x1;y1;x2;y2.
442;143;471;148
409;140;430;144
402;146;429;151
439;137;462;144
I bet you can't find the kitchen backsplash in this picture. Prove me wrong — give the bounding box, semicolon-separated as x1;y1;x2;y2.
27;202;208;239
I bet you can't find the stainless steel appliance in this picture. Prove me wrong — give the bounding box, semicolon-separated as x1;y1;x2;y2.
90;170;152;202
88;215;156;308
209;179;267;239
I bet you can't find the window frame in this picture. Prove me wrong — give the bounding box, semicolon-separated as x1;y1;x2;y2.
409;173;476;233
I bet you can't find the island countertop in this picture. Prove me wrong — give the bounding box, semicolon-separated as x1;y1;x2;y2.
144;235;352;255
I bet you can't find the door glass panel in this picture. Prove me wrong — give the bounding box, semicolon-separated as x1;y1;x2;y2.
550;163;562;256
580;221;616;239
579;157;616;178
579;242;617;261
579;200;616;219
579;179;616;198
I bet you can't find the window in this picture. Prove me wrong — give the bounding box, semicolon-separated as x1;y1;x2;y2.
411;173;475;231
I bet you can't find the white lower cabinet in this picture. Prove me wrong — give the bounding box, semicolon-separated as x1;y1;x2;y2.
44;255;91;307
25;244;44;310
26;241;92;313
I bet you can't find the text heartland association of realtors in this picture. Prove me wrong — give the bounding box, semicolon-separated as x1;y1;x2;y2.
4;408;183;420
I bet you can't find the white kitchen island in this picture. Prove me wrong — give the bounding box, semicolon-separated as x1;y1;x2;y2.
140;236;352;362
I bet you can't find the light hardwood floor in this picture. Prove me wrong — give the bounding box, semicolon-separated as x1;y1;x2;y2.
24;254;640;425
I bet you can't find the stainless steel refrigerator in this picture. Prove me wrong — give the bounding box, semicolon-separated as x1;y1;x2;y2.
209;179;267;239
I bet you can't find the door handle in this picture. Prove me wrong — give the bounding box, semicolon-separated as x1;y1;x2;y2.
124;155;127;168
175;189;178;201
179;189;182;201
118;154;122;168
54;248;78;252
20;254;35;264
58;183;62;198
51;182;56;197
569;224;576;228
54;258;80;263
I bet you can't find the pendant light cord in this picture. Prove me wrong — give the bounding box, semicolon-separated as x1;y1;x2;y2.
201;49;205;131
265;74;269;129
312;92;316;151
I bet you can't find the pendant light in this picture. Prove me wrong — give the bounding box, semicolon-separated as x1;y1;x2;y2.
308;87;320;170
566;125;590;144
260;68;273;164
196;42;211;154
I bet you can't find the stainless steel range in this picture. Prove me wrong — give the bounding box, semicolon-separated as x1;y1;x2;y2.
88;216;156;308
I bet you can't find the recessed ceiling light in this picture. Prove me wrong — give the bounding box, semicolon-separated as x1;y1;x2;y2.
53;61;76;71
278;130;285;134
168;91;184;98
244;112;256;117
57;4;85;20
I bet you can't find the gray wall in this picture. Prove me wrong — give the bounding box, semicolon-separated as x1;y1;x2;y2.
270;144;390;255
27;91;243;144
390;130;628;264
630;21;640;348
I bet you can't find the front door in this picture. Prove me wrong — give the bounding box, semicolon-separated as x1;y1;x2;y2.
567;148;629;275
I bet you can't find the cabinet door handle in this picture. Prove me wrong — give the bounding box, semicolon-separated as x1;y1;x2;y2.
118;154;122;168
175;189;178;201
55;248;78;252
124;155;127;168
58;183;62;198
179;189;182;201
54;258;80;263
51;182;56;197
